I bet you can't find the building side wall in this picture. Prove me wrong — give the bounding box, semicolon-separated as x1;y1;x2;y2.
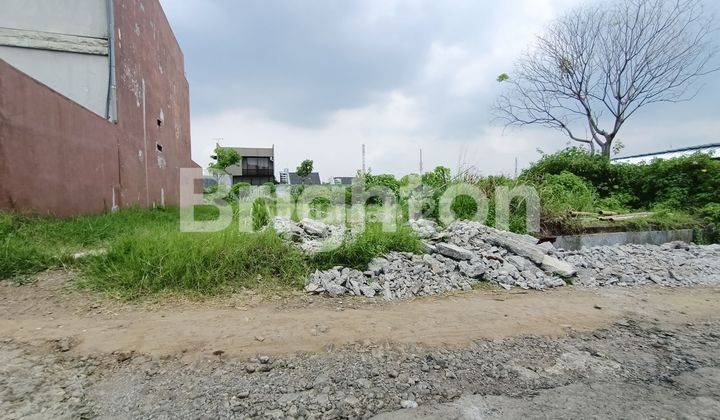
112;0;192;209
0;59;120;216
0;0;193;217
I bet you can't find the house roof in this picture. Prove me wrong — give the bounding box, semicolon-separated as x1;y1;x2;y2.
289;172;322;185
230;147;274;158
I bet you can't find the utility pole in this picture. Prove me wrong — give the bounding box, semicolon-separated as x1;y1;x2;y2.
419;147;424;174
514;157;518;178
362;144;366;174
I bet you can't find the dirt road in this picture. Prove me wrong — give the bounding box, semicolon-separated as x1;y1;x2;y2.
1;272;720;418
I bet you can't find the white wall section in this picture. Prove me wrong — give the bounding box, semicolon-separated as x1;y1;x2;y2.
0;0;111;117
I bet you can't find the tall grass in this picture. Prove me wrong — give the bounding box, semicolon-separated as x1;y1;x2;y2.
0;206;219;280
2;204;424;298
311;222;422;270
80;229;307;299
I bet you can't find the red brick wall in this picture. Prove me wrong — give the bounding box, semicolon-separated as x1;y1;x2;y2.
0;0;194;218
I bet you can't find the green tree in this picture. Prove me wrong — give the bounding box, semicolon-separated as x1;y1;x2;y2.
297;159;314;178
209;146;240;173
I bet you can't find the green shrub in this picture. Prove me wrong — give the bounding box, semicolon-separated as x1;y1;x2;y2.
523;148;720;212
263;182;277;194
363;173;401;205
450;195;478;220
638;153;720;210
522;148;639;198
309;197;332;219
596;192;635;212
204;184;219;195
699;203;720;243
538;172;598;217
81;229;307;299
229;182;252;201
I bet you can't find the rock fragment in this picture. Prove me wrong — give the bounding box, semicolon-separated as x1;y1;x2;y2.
436;243;474;261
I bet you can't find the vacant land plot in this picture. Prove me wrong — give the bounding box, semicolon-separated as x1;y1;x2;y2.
1;270;720;418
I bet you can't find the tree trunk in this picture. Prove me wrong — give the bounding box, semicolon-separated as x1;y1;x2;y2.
601;141;612;158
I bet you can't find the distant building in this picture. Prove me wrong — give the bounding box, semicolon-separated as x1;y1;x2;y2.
222;147;275;186
279;169;322;186
613;143;720;164
0;0;196;217
332;177;356;186
279;168;291;185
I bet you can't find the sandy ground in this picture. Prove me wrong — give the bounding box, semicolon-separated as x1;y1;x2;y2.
1;271;719;360
2;271;720;418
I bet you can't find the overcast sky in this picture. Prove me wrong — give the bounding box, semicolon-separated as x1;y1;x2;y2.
160;0;720;179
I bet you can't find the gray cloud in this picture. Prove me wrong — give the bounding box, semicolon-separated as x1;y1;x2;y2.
161;0;720;176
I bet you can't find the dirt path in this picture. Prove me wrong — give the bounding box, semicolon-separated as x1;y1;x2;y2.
1;271;719;359
2;271;720;418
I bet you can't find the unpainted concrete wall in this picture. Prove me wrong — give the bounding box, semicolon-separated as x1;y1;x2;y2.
0;0;195;217
0;0;110;116
554;229;695;251
0;0;109;37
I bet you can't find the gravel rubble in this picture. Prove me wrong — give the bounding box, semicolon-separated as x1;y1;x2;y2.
4;320;719;419
298;219;720;300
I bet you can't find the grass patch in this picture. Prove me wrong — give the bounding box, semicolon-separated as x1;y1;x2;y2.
2;203;422;299
311;222;422;271
0;236;58;280
79;228;307;300
0;206;221;281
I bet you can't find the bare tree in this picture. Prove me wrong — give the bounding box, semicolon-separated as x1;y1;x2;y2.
493;0;719;157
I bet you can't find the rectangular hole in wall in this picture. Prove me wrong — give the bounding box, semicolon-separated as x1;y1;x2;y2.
156;143;163;152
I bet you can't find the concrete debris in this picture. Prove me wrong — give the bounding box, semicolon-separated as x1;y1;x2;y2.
436;243;474;261
408;219;439;239
560;242;720;287
272;217;347;254
306;220;571;299
301;219;720;300
72;249;107;260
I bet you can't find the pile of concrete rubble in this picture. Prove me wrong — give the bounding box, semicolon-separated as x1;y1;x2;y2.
272;217;347;253
560;242;720;287
305;220;574;300
273;217;720;300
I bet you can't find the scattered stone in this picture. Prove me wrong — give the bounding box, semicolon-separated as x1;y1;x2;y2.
55;338;72;353
299;218;330;237
401;400;419;409
561;242;720;287
436;243;474;261
301;219;720;300
272;217;347;253
408;219;439;239
72;249;107;260
116;352;133;363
